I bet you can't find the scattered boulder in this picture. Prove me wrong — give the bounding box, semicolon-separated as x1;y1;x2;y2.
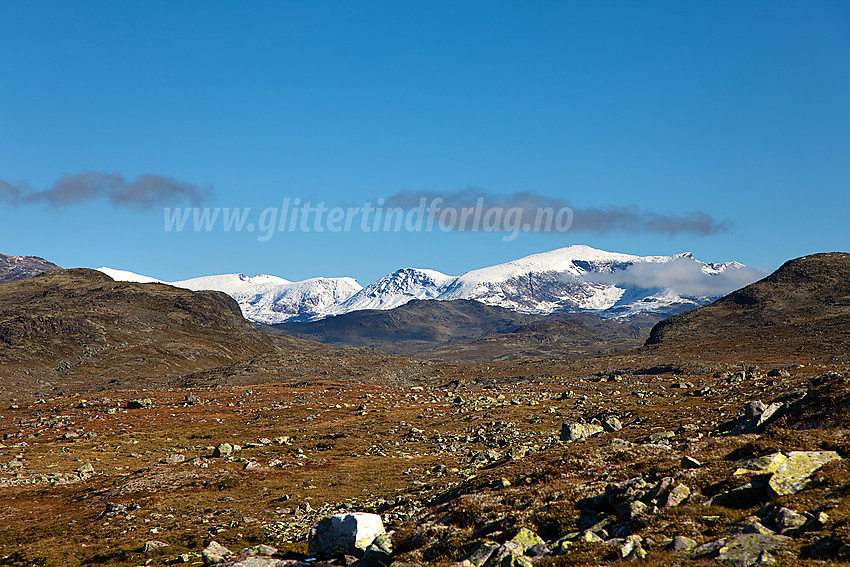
560;422;604;442
716;534;788;567
239;545;278;557
203;541;233;565
127;397;153;409
461;541;501;567
142;540;169;553
75;462;95;476
660;483;691;507
774;507;806;533
730;398;789;435
602;416;623;432
214;443;234;458
509;528;544;552
359;532;393;567
668;535;697;552
308;513;386;558
681;455;702;469
619;535;646;560
767;451;840;497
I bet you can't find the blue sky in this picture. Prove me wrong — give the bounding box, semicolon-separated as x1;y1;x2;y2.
1;1;848;284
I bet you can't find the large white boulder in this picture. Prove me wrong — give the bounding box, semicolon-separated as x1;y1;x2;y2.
308;513;385;558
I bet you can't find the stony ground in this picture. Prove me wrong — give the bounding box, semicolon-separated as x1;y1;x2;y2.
1;361;849;567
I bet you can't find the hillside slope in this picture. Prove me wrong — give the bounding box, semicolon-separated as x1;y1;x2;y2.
646;252;850;363
0;253;59;283
0;269;284;396
272;299;650;361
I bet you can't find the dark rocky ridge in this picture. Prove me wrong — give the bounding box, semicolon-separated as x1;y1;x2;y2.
0;268;285;395
270;299;651;361
0;253;59;283
646;252;850;362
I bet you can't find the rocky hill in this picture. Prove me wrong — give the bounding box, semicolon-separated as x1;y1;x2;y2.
0;253;59;283
270;299;650;361
0;269;284;396
646;252;850;363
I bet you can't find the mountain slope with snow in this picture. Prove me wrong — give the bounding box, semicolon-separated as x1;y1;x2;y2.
333;268;456;313
95;268;362;324
97;245;764;324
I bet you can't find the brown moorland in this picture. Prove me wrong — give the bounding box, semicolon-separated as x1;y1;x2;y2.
0;254;848;567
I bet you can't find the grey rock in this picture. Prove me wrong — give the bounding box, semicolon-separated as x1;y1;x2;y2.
774;507;806;532
203;541;233;565
221;559;284;567
732;401;784;435
669;536;697;552
143;540;169;553
360;533;393;567
461;542;501;567
308;513;385;558
560;422;604;442
741;523;775;535
602;416;623;432
75;462;95;475
127;397;153;409
239;545;278;556
662;484;691;507
715;534;789;567
165;453;185;464
214;443;234;458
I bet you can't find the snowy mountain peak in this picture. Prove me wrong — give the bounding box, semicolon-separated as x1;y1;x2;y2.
97;245;764;324
332;268;455;313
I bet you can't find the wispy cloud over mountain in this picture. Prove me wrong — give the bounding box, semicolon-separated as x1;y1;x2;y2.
0;172;210;210
585;256;766;296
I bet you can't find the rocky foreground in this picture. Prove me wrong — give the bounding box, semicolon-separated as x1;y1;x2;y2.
2;366;849;567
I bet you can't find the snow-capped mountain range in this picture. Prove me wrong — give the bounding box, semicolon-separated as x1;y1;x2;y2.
97;245;764;324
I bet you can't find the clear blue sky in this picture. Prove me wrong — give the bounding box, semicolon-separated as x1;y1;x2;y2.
1;1;848;284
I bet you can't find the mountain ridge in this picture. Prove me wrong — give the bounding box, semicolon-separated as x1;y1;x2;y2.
0;253;60;283
98;245;763;324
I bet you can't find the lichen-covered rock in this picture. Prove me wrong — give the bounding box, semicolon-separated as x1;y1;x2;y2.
619;535;646;559
774;507;807;532
360;533;393;567
509;528;544;552
482;542;531;567
560;422;604;441
662;484;691;507
461;542;501;567
734;453;787;475
716;534;788;567
213;443;234;458
668;535;697;552
308;513;386;558
602;416;623;432
767;451;840;497
202;541;233;565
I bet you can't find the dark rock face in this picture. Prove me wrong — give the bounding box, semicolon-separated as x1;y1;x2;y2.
0;253;60;283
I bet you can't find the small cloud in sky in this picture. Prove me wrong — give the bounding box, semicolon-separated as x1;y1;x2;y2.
0;172;210;210
586;256;766;296
384;188;729;236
